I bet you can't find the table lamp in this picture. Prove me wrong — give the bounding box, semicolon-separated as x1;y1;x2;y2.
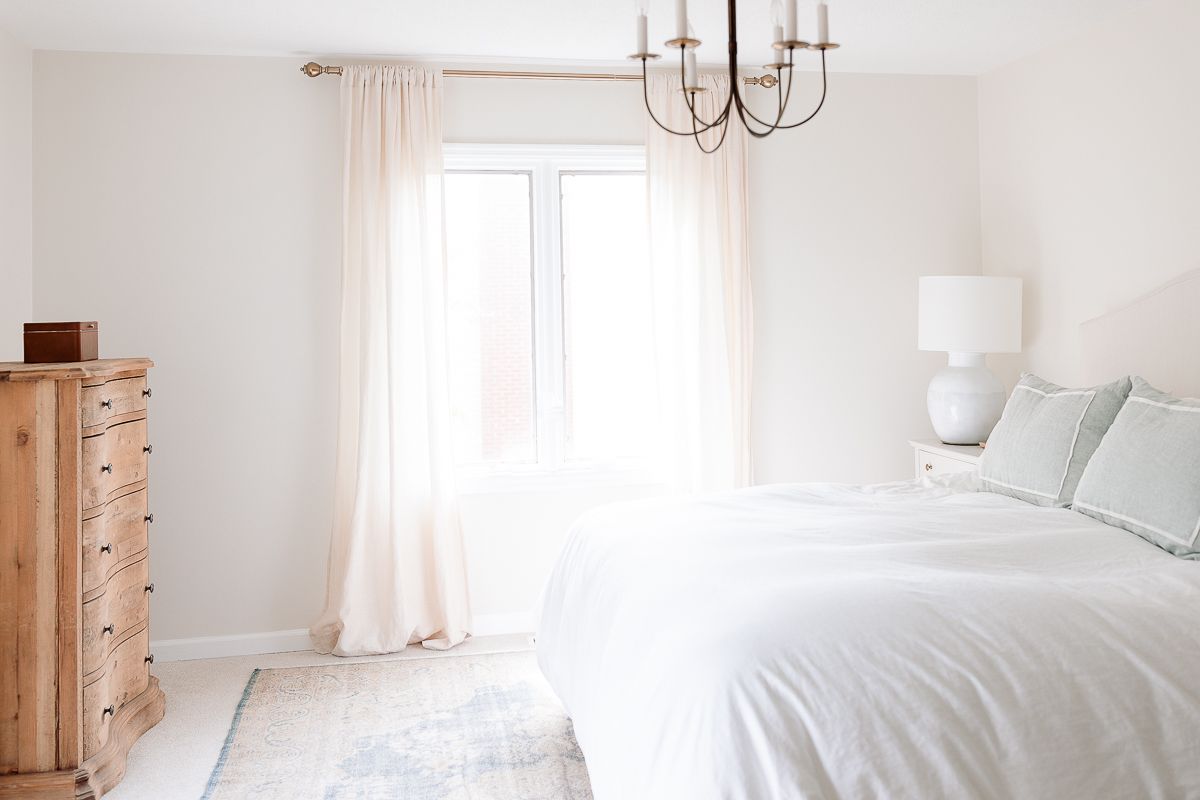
918;276;1022;445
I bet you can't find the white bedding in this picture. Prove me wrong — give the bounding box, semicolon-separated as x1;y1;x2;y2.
536;477;1200;800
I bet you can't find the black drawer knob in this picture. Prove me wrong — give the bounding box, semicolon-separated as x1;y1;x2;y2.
145;513;154;524
102;624;114;635
144;583;155;594
101;463;113;474
101;399;113;410
102;705;115;718
143;444;153;454
145;654;155;664
143;387;152;398
100;543;112;554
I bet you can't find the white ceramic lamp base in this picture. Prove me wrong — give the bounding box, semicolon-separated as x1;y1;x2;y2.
927;352;1005;445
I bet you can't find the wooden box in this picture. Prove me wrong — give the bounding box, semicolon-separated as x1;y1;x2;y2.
24;321;99;363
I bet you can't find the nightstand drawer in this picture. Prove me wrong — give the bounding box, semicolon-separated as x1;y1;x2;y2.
915;449;978;478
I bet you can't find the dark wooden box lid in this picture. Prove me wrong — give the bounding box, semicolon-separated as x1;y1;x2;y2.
24;321;99;333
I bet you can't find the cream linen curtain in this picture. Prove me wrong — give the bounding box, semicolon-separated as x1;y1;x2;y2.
312;65;471;656
646;73;754;493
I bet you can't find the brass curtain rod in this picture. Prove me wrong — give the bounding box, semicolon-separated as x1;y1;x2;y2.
300;62;777;87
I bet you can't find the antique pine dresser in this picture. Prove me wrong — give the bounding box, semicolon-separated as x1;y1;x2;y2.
0;359;164;798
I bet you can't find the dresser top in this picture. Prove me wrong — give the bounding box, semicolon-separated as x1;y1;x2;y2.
0;358;154;382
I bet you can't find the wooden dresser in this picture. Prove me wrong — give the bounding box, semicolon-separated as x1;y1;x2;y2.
0;359;164;799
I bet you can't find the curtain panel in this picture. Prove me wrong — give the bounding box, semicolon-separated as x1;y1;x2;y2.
312;65;472;656
646;73;755;493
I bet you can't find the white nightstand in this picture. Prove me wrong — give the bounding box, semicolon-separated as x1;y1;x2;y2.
909;439;983;479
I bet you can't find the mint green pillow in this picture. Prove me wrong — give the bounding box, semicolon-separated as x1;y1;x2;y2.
1073;378;1200;559
979;374;1131;507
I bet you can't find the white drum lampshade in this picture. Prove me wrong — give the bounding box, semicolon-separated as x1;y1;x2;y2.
918;276;1022;445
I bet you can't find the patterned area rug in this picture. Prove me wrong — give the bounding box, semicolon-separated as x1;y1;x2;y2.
202;651;592;800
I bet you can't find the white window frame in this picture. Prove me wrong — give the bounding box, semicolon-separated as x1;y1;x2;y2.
443;143;656;494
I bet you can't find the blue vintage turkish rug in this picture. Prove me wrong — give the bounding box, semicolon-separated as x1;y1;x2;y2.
202;651;592;799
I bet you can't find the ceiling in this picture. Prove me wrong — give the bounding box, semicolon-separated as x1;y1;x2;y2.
0;0;1142;76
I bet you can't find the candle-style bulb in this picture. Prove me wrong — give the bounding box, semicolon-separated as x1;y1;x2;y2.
784;0;798;42
633;0;650;56
675;0;688;40
817;1;829;44
684;48;698;88
770;0;784;45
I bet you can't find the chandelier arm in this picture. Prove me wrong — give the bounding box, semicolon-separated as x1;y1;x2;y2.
691;103;733;154
676;50;734;133
777;67;784;119
641;57;723;137
729;86;777;139
729;75;787;130
680;46;735;131
683;91;730;131
724;0;785;138
730;47;797;130
779;48;797;120
722;0;778;139
773;49;829;130
684;82;734;131
732;100;780;138
772;50;797;124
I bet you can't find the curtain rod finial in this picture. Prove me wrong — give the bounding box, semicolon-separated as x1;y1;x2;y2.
302;61;341;78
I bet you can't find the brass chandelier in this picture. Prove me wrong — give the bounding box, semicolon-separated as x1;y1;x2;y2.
630;0;840;153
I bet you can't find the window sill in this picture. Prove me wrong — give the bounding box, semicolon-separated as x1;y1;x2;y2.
456;464;665;495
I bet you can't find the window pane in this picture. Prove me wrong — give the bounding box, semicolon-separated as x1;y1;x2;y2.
444;172;537;465
560;172;656;463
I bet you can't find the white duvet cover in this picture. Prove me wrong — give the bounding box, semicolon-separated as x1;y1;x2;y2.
536;478;1200;800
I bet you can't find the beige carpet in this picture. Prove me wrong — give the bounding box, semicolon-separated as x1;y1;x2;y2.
202;651;592;800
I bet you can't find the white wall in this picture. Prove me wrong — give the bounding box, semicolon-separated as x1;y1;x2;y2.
747;73;981;483
979;0;1200;388
33;53;343;642
32;52;981;646
0;27;32;360
443;72;644;145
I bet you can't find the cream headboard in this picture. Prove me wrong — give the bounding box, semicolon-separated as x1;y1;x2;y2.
1080;268;1200;398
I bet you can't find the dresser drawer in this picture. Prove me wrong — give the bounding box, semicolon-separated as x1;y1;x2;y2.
916;449;978;478
82;558;150;678
82;626;151;759
81;375;148;430
82;488;149;597
82;419;149;512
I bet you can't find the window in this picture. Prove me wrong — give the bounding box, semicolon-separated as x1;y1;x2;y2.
443;145;655;487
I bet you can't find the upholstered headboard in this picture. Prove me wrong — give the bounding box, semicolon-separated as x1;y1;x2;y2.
1080;268;1200;398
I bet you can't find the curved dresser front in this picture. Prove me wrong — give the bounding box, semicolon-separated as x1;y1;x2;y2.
0;358;164;799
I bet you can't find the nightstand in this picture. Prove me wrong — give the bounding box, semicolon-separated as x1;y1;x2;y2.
909;439;983;479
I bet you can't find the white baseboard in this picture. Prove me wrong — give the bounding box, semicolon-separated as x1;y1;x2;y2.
473;611;537;637
151;612;536;663
151;628;313;663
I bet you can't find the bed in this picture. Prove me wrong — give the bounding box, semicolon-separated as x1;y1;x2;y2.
536;272;1200;799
